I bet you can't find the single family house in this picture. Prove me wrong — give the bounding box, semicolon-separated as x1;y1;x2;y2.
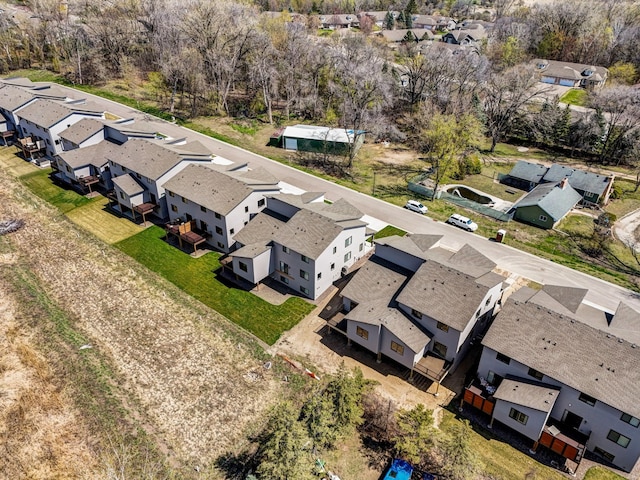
510;179;582;229
534;59;608;89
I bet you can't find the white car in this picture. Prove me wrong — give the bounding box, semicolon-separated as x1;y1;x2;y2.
405;200;428;214
447;213;478;232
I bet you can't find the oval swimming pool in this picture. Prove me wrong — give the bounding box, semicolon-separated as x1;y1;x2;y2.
446;185;493;205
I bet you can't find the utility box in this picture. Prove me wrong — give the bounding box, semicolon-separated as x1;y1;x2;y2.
496;229;506;243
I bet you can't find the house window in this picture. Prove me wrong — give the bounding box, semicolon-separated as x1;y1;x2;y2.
356;326;368;340
200;205;206;212
359;243;363;252
201;221;208;232
215;212;221;219
509;408;529;425
607;430;631;448
280;275;289;284
300;286;309;295
330;263;335;271
594;447;615;463
527;367;543;380
390;341;404;355
66;165;72;173
411;309;422;319
436;322;449;332
283;246;289;253
300;269;309;280
229;228;234;235
539;215;548;222
317;272;322;280
258;198;265;207
333;246;337;254
168;191;174;197
215;226;223;235
181;196;187;204
245;206;249;213
301;255;309;263
487;370;503;386
239;262;248;272
217;242;224;249
485;297;491;306
433;341;447;358
136;173;141;179
578;392;596;406
344;252;351;262
279;262;289;275
119;191;125;200
496;352;511;365
345;236;352;247
621;413;640;428
171;204;178;213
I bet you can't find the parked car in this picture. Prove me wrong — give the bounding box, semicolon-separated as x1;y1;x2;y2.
405;199;428;214
447;213;478;232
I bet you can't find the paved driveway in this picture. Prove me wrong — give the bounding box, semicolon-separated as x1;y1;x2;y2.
46;82;640;312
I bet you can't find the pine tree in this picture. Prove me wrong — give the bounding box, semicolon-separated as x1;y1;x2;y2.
438;420;479;480
256;402;313;480
393;404;436;466
406;0;418;15
385;11;396;30
301;389;339;449
326;365;367;435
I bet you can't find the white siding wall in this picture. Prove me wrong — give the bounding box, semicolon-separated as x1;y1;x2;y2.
478;347;640;472
346;320;380;353
380;327;424;369
374;243;424;273
492;399;551;442
271;244;317;298
233;250;271;284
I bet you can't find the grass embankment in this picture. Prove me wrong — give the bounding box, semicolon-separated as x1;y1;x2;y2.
583;466;627;480
115;226;313;345
0;148;312;345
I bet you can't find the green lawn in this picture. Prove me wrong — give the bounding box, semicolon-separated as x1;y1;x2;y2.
560;88;588;106
65;197;143;244
373;225;408;239
0;148;38;176
115;226;313;345
439;412;566;480
583;466;627;480
20;169;95;213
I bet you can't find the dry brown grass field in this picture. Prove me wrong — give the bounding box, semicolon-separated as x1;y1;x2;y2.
0;151;284;478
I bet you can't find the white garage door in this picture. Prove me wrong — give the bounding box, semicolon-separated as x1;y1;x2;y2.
284;138;298;150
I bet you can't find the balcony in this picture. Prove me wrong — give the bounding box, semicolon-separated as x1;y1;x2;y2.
539;420;588;463
165;220;208;253
463;377;496;415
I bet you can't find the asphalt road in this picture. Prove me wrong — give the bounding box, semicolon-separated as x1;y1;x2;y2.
48;82;640;312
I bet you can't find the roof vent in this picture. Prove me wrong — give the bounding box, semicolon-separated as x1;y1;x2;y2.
632;344;637;349
618;338;624;343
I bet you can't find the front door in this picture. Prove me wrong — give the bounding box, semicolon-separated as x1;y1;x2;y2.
562;410;583;430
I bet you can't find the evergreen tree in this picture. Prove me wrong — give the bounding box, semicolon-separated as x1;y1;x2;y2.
301;389;339;449
406;0;418;15
256;402;313;480
404;10;413;28
403;30;416;43
384;11;396;30
397;11;406;30
438;420;479;480
393;404;436;466
325;365;367;435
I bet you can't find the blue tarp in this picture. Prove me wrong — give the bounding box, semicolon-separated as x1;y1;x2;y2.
383;459;413;480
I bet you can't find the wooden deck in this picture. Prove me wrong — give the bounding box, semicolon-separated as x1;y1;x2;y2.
413;354;449;383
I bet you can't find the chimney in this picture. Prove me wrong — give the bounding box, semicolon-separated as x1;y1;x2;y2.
559;178;568;189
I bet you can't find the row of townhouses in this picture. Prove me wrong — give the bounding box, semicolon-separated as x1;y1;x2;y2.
2;77;640;473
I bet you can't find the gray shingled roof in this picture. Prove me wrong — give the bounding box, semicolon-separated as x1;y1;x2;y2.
513;182;582;221
440;244;497;277
508;160;548;184
107;139;190;180
374;235;441;261
57;139;121;169
494;378;559;413
58;118;105;145
113;174;145;196
542;164;612;196
537;284;588;314
408;234;443;251
0;84;35;111
483;299;640;419
542;164;575;183
232;211;285;247
15;99;75;128
2;77;36;88
341;258;407;305
162;164;256;216
348;301;431;353
396;261;500;331
232;166;279;186
231;243;271;259
534;59;608;81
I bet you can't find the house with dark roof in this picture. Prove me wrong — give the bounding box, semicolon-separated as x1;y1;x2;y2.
533;59;608;89
317;13;359;29
442;24;488;45
15;98;105;158
55;140;122;193
106;139;218;221
504;160;615;205
511;179;582;229
228;194;372;300
340;235;505;382
58;118;106;151
162;163;280;253
472;284;640;473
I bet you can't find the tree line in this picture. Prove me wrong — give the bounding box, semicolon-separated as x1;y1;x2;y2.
2;0;640;169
